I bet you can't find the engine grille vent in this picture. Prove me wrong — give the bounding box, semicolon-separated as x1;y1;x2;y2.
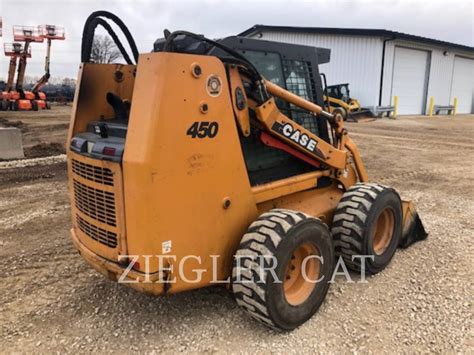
72;159;114;186
76;214;117;248
73;180;116;227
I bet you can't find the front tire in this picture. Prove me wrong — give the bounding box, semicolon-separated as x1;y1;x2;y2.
331;183;402;274
232;209;334;330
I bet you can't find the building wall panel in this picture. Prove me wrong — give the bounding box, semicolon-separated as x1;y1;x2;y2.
248;31;474;114
250;31;383;107
450;56;474;113
381;40;474;113
391;47;430;114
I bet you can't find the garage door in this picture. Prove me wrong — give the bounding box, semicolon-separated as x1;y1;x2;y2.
451;56;474;114
391;47;429;115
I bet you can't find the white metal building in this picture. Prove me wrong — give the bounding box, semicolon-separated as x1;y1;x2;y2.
239;26;474;114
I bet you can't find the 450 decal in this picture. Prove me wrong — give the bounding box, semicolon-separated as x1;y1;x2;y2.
187;121;219;138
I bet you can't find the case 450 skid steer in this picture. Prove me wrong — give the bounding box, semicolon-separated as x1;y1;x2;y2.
68;11;427;330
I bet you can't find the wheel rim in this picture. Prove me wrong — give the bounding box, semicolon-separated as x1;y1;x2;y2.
283;242;321;306
371;207;395;255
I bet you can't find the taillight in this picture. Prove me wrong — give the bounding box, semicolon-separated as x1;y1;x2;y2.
102;147;116;156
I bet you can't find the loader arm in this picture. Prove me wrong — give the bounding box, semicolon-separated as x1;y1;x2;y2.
246;78;423;245
31;73;50;93
242;78;369;184
32;38;52;93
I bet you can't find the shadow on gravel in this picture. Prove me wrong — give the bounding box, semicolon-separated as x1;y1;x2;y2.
65;275;281;337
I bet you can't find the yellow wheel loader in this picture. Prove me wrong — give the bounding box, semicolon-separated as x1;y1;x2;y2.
323;83;373;122
68;11;426;331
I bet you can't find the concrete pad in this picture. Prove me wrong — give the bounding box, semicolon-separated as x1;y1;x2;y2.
0;127;24;160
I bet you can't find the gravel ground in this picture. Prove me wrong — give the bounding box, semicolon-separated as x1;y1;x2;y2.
0;112;473;353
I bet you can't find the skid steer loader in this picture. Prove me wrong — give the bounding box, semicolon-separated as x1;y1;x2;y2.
68;11;426;330
323;82;373;122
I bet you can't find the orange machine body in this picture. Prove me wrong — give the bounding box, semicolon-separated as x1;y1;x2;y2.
67;54;349;295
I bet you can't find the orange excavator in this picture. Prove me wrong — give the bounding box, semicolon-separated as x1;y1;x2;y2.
0;43;29;110
30;25;66;110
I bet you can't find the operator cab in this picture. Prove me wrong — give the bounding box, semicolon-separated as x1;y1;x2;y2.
327;83;351;103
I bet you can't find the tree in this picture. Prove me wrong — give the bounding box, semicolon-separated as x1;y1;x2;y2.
90;35;121;64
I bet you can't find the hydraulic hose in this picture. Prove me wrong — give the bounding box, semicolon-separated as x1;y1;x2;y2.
82;17;133;64
81;11;139;64
163;30;261;82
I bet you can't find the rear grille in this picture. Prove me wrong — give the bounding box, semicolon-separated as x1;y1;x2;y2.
72;159;114;186
76;214;117;248
73;180;117;227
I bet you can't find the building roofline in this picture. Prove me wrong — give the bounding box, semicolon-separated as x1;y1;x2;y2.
238;25;474;52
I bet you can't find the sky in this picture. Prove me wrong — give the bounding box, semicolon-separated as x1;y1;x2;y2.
0;0;473;80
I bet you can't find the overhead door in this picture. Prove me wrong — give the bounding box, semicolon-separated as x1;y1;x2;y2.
451;56;474;114
391;47;429;115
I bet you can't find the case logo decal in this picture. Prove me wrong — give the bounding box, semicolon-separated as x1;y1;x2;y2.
272;121;318;153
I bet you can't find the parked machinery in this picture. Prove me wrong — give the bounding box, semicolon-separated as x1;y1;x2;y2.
3;24;65;111
68;11;427;331
0;43;30;110
30;25;66;109
9;25;44;111
323;83;373;121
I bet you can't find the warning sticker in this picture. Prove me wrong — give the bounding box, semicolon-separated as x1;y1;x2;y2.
162;240;172;254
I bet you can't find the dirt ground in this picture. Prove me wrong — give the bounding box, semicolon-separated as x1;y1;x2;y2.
0;105;69;158
0;107;472;353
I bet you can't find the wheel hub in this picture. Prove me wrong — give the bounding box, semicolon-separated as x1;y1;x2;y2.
283;242;321;306
372;207;395;255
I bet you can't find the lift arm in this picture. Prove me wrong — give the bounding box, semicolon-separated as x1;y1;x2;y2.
32;38;51;93
228;70;369;183
6;56;18;91
251;79;369;182
15;41;30;92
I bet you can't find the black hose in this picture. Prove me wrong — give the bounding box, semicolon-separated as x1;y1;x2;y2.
82;11;139;62
106;92;128;120
81;11;139;64
163;30;270;104
82;18;133;64
163;30;261;81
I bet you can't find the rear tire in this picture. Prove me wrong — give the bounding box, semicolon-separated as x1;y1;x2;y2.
232;209;334;330
331;183;402;275
12;101;19;111
32;100;39;111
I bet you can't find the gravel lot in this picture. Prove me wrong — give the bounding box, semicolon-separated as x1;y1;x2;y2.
0;108;472;353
